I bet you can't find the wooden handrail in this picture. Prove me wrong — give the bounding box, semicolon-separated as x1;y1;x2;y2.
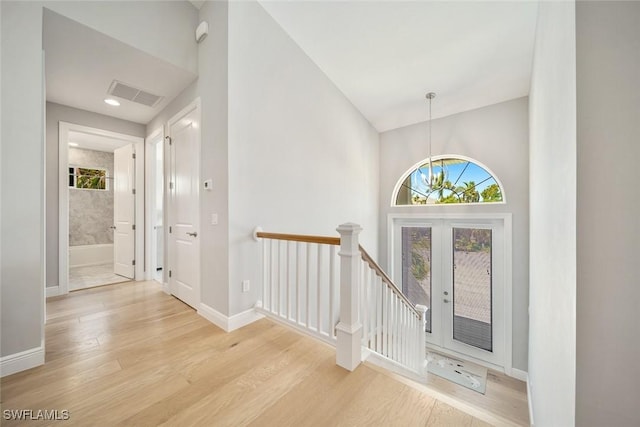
359;245;421;318
255;231;340;246
256;230;421;319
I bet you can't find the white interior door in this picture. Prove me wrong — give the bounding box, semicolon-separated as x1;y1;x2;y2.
168;101;200;308
113;144;135;279
394;217;505;367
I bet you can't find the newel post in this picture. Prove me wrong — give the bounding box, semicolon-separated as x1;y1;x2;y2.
335;223;363;371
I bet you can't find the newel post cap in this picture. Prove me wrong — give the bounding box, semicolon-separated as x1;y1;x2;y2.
336;223;363;235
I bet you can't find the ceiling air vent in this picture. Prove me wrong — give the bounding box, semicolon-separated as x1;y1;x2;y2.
107;80;163;108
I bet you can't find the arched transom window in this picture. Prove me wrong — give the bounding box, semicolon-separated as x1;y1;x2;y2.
394;156;505;205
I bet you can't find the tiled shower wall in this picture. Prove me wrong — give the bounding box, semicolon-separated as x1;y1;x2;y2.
69;148;114;246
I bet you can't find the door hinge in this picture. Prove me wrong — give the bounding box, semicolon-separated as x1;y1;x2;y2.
169;226;172;233
169;270;172;278
169;182;174;190
132;153;136;159
132;188;136;195
132;259;136;266
132;224;136;230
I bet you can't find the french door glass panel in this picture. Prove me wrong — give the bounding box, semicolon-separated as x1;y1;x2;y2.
452;227;492;352
401;227;432;332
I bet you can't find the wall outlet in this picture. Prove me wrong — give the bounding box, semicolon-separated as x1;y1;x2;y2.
211;213;218;225
242;280;250;293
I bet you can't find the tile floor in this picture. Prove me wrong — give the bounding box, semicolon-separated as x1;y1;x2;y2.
69;262;130;290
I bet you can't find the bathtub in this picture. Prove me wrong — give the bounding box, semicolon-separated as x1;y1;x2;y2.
69;243;114;267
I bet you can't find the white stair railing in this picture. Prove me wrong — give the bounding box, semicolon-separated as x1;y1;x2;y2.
254;223;427;376
359;245;427;375
254;231;340;346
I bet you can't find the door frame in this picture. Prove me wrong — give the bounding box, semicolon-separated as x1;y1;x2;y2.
144;127;166;288
388;212;513;374
166;98;201;308
58;122;144;295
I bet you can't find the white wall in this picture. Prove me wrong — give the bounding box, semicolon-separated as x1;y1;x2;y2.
576;2;640;425
46;102;145;288
1;0;45;359
42;1;198;75
146;0;230;315
379;97;530;371
197;0;231;314
227;1;379;316
528;1;576;425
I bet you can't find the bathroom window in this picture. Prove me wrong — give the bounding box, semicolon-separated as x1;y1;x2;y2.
68;166;108;190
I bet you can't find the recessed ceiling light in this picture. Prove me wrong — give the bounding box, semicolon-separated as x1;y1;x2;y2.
104;98;120;106
68;142;79;147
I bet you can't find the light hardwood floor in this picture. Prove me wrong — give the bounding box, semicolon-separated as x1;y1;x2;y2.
1;281;528;426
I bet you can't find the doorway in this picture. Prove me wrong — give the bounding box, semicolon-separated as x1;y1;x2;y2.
145;128;165;286
390;214;512;369
59;122;144;293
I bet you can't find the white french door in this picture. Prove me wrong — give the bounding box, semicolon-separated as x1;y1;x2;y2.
392;216;507;367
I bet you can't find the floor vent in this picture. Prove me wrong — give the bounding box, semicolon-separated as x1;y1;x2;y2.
108;80;163;108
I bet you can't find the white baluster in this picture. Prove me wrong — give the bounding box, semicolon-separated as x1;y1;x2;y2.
394;294;399;362
296;242;301;324
399;302;404;364
362;261;369;348
305;243;311;328
376;276;382;353
371;273;376;351
329;245;336;339
317;245;323;334
416;304;428;374
284;241;288;320
270;239;275;314
262;239;268;311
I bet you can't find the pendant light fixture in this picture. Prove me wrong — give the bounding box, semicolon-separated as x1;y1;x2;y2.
422;92;447;191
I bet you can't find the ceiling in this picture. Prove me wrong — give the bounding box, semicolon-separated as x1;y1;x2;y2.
43;2;538;132
259;1;539;132
68;131;130;153
43;9;197;125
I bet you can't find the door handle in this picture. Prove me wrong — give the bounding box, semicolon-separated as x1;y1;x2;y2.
186;231;198;237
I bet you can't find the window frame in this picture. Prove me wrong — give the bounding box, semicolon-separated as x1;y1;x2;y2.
68;165;110;191
391;154;507;207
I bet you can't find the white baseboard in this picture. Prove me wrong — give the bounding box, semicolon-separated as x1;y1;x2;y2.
510;367;528;382
363;348;425;384
46;286;61;298
162;282;170;295
198;303;263;333
198;303;228;331
228;308;264;331
1;344;45;377
527;375;534;427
